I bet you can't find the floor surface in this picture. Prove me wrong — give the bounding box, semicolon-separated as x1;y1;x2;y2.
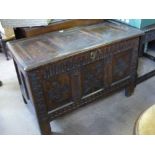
0;53;155;135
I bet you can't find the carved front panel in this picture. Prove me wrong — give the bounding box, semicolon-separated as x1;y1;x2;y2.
43;73;72;110
112;49;132;83
25;37;140;123
81;60;104;96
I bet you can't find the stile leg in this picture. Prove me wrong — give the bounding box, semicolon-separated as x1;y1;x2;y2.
38;118;52;135
125;84;135;97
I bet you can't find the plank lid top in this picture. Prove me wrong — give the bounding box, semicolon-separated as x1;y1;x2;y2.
8;20;143;71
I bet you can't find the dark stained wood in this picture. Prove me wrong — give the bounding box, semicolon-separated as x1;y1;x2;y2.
14;19;105;39
8;20;143;134
8;21;142;71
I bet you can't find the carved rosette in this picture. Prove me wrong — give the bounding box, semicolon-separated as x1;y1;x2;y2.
81;61;104;96
113;58;128;77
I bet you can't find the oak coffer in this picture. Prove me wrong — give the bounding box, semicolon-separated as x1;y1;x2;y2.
8;20;143;134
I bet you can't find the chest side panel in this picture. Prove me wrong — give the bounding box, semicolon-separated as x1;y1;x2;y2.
110;38;139;86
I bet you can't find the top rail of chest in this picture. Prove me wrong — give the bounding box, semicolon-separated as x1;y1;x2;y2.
8;21;143;71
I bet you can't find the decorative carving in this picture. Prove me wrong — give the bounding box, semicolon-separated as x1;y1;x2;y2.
48;80;70;103
43;73;72;110
82;61;104;95
43;38;138;80
49;79;130;120
113;58;128;77
28;71;48;121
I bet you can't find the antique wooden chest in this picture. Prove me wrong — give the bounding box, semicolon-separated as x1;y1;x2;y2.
8;20;142;134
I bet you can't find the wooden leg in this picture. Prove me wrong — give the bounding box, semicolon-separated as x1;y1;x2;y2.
125;84;135;97
38;118;52;135
27;72;52;135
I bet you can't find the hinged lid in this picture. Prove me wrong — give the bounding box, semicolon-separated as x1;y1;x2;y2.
8;20;143;71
